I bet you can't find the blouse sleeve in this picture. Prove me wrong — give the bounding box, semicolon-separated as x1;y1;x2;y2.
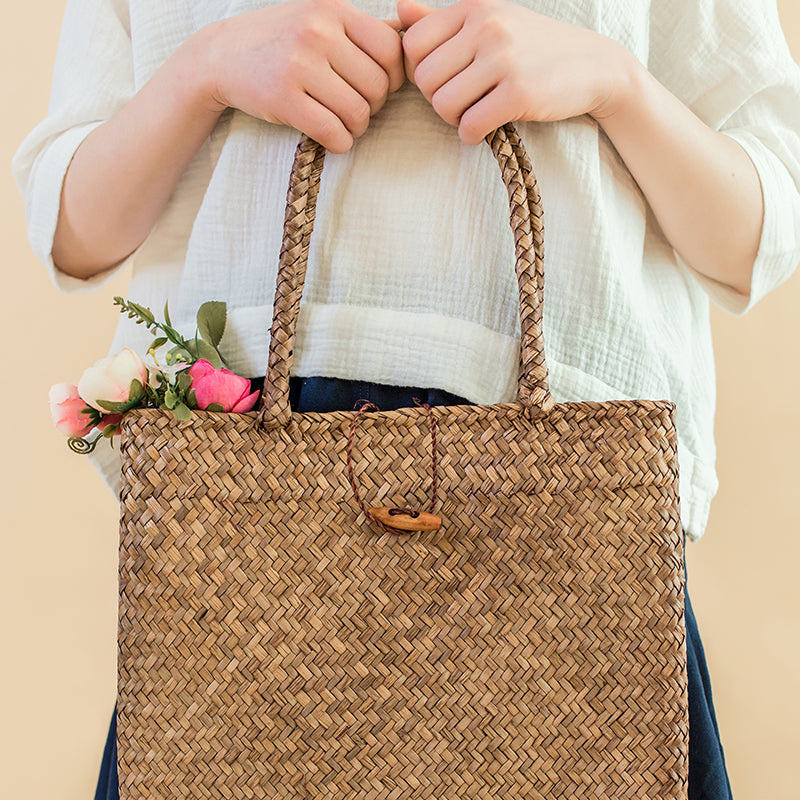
648;0;800;314
12;0;136;294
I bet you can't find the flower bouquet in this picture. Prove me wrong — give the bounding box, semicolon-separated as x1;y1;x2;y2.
50;297;258;453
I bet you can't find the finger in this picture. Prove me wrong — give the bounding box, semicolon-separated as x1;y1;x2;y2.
384;15;409;92
413;29;476;102
399;1;466;76
343;12;405;93
429;58;499;127
457;79;522;145
304;66;373;140
328;36;392;116
281;93;354;153
396;0;433;29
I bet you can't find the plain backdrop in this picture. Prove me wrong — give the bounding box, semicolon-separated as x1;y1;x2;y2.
1;2;798;799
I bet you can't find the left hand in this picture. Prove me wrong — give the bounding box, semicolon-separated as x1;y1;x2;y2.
397;0;629;144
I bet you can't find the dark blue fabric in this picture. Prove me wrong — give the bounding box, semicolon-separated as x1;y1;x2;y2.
96;376;732;799
685;578;735;799
284;375;470;414
94;703;117;800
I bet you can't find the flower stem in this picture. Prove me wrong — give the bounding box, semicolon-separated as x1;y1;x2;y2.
67;434;102;454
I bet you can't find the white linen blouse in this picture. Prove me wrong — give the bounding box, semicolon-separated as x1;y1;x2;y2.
14;0;800;539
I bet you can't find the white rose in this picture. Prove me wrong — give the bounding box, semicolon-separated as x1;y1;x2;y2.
77;348;148;411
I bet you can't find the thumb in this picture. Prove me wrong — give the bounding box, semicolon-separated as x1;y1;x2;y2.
397;0;433;29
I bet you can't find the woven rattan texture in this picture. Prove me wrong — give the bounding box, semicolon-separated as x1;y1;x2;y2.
117;124;688;799
118;400;687;800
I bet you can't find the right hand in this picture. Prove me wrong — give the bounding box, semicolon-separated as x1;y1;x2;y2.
194;0;405;152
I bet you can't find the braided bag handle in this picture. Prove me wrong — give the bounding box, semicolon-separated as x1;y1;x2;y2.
257;123;552;429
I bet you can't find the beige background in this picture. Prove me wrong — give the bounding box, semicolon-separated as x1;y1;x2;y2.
1;2;798;798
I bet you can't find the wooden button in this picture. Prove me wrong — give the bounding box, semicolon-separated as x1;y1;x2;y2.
369;507;442;532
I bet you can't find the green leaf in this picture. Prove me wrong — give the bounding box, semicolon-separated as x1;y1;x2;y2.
135;302;156;325
172;403;192;421
114;297;155;326
146;384;163;405
96;391;146;413
128;379;145;403
164;389;178;410
186;388;198;409
147;337;168;357
96;399;130;414
205;403;224;413
101;423;119;439
80;407;104;426
193;337;223;368
94;380;146;414
121;299;155;326
167;346;193;365
163;301;172;327
175;370;194;394
197;301;226;348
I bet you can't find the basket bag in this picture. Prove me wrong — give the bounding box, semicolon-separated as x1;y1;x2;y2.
117;124;688;799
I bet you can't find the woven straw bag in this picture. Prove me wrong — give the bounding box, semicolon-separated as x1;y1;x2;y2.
117;124;688;799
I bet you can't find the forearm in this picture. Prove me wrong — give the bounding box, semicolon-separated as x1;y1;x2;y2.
398;0;766;296
595;50;764;296
52;28;223;280
52;1;405;281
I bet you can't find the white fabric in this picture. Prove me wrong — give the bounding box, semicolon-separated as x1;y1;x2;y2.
14;0;800;540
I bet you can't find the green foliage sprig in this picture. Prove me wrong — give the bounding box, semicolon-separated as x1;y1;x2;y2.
113;296;229;369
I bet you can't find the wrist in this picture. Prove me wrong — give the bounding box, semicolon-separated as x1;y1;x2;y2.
170;22;230;119
588;40;644;123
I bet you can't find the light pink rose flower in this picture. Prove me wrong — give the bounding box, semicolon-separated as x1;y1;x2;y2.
77;348;148;411
49;383;95;437
188;360;259;413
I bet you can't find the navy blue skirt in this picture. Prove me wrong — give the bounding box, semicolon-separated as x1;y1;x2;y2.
97;377;733;800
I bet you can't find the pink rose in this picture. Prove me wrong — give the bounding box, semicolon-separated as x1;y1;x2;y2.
77;348;148;411
49;383;124;438
49;383;95;437
188;360;259;413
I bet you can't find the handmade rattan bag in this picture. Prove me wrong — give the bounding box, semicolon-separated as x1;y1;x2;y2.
117;124;688;799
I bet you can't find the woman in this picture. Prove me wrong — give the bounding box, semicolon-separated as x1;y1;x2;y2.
15;0;800;797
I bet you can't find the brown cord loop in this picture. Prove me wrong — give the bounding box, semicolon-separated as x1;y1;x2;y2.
389;507;419;518
413;398;439;515
346;400;439;534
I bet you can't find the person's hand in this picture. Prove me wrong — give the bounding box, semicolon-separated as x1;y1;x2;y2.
196;0;405;152
397;0;631;144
